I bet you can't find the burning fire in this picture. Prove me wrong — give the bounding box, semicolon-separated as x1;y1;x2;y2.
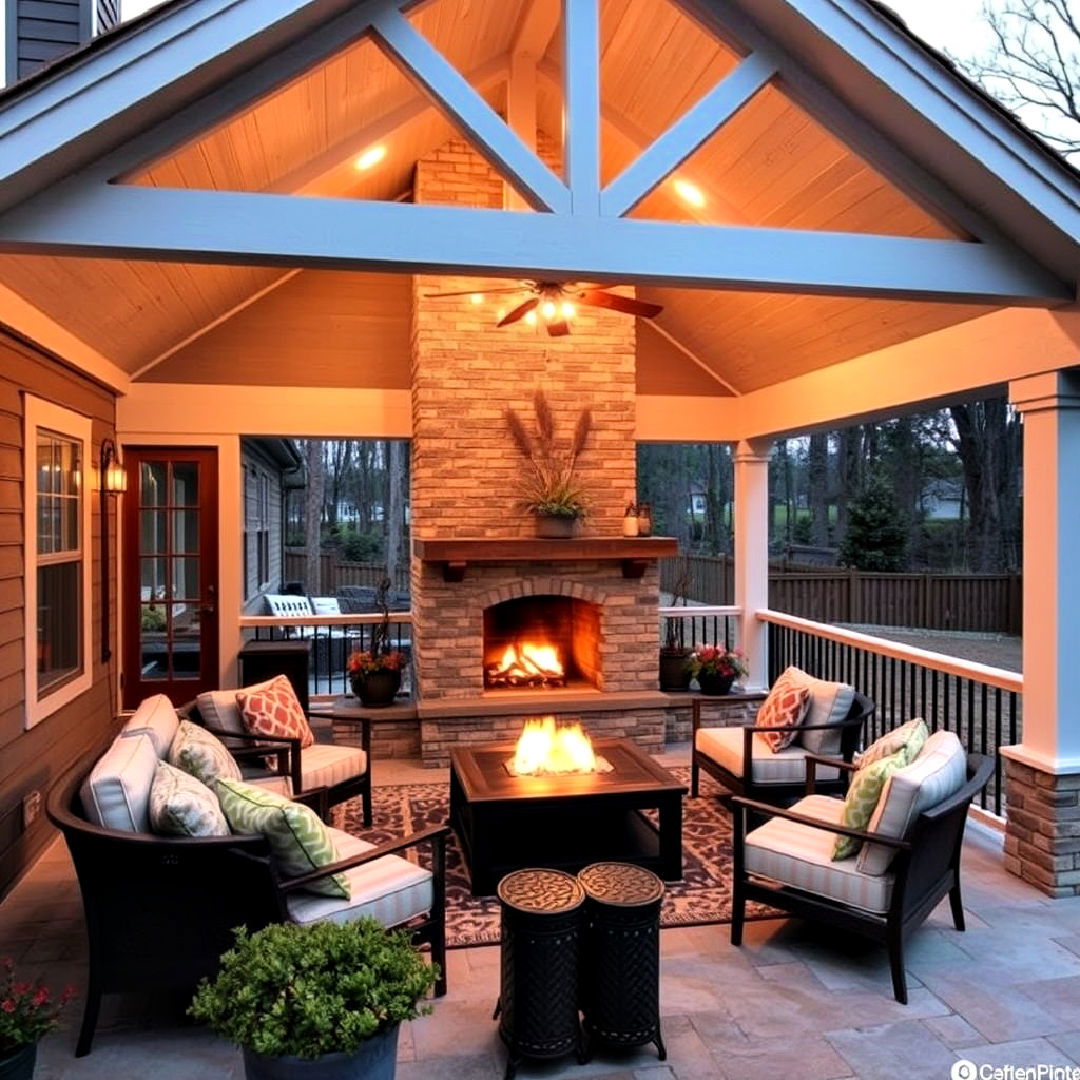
511;717;598;776
486;642;566;689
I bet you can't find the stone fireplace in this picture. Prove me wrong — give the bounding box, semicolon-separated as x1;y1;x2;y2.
407;137;673;765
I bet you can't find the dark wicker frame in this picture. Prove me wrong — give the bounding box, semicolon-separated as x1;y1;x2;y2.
730;752;994;1003
46;758;448;1058
691;690;874;805
186;700;373;828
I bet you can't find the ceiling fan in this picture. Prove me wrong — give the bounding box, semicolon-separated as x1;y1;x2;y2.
424;280;663;336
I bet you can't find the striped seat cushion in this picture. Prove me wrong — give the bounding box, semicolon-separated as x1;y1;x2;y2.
287;827;433;928
696;727;840;785
300;745;368;791
119;694;180;759
745;794;894;914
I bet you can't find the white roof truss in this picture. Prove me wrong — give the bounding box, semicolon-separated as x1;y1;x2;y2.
0;0;1072;307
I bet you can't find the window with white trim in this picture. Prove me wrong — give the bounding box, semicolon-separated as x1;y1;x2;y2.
23;397;93;728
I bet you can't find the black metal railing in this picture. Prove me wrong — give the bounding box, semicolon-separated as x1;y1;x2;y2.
659;606;740;654
764;612;1021;815
241;616;413;699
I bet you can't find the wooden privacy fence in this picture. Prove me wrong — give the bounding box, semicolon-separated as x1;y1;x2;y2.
661;556;1022;635
283;550;410;595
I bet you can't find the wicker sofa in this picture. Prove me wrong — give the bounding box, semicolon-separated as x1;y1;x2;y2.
47;696;447;1057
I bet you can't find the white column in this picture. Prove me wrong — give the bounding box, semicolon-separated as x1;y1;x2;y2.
1007;371;1080;771
734;438;772;692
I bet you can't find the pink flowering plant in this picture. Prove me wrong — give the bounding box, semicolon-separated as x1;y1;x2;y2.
687;645;749;680
0;958;75;1055
347;649;406;676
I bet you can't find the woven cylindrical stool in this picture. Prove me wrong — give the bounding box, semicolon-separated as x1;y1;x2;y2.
577;861;666;1062
494;868;585;1080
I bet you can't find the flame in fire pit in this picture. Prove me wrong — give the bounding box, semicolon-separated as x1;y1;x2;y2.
486;642;566;688
511;716;597;776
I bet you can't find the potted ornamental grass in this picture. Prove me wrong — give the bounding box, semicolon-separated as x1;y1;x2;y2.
506;388;592;538
190;920;438;1080
347;579;406;708
0;959;75;1080
689;645;749;696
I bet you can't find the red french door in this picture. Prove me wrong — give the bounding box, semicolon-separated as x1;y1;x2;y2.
122;448;219;708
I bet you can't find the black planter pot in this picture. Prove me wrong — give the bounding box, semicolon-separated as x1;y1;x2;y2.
696;672;736;696
658;651;692;691
0;1044;36;1080
350;668;402;708
242;1024;400;1080
534;515;580;539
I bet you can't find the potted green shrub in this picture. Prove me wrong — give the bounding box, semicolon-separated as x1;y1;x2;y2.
190;920;438;1080
0;959;75;1080
505;389;591;537
688;645;749;696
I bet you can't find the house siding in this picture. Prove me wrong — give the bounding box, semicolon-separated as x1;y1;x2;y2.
7;0;92;83
0;328;117;900
241;441;286;614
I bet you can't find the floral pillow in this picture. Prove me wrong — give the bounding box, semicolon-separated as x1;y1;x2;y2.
756;667;812;752
148;761;230;837
236;675;314;749
168;719;243;788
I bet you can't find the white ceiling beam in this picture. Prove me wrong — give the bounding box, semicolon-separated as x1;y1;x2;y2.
601;53;777;218
562;0;601;214
369;5;569;213
0;181;1068;305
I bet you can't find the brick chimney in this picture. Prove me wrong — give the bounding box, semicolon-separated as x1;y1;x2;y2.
4;0;119;85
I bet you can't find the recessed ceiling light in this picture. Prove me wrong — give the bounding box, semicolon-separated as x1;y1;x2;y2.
673;178;706;208
469;293;485;305
355;145;387;171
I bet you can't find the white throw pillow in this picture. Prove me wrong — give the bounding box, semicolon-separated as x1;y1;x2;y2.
857;729;968;875
787;671;855;757
79;734;158;832
148;761;230;837
195;678;276;736
168;719;243;787
119;694;180;758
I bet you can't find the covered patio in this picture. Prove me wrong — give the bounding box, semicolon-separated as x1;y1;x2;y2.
3;0;1080;1074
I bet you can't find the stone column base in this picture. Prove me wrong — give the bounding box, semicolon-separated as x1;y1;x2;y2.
1004;757;1080;897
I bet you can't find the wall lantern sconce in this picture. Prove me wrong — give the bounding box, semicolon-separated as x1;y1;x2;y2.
98;439;127;662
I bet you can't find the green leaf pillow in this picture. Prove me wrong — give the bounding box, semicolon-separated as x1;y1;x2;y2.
215;778;349;899
833;747;908;861
857;718;929;770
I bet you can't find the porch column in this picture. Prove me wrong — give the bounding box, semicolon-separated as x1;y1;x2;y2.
734;438;772;692
1003;370;1080;897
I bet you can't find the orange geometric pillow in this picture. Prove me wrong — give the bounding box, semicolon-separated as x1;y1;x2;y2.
756;668;812;752
236;675;314;749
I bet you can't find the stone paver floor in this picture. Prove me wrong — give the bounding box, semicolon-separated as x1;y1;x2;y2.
3;747;1079;1079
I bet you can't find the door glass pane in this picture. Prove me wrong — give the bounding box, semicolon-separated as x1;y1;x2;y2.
172;509;199;554
141;462;167;506
172;463;199;506
140;511;167;555
141;558;168;601
171;604;201;680
62;497;79;552
172;557;199;600
139;603;168;680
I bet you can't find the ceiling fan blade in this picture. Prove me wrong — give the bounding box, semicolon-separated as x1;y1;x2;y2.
425;287;526;298
497;297;540;327
578;290;663;319
546;319;571;337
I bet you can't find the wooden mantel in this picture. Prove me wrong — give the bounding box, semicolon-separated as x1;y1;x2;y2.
413;537;678;582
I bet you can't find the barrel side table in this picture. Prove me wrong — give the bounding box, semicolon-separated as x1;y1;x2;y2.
494;868;586;1080
577;861;666;1062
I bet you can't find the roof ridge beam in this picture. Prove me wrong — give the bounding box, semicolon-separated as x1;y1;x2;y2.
369;5;569;213
563;0;601;214
600;52;777;218
0;181;1067;305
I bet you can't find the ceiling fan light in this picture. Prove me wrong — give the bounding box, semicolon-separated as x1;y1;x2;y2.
540;300;558;321
524;310;538;326
673;178;706;207
560;301;577;319
355;145;387;171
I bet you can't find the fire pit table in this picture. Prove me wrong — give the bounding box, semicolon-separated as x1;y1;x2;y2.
449;738;686;896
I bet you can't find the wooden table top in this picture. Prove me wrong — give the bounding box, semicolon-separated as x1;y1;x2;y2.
450;737;687;805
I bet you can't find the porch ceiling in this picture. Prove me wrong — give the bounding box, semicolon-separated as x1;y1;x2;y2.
0;0;1037;392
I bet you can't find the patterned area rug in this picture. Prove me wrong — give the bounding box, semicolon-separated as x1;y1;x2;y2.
338;766;773;948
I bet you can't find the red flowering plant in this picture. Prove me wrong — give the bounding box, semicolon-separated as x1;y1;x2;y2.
0;958;75;1055
687;645;749;680
346;649;406;675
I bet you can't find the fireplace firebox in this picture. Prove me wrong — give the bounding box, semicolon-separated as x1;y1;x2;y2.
483;595;600;691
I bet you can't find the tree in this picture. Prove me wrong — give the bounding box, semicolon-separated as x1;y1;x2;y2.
808;433;830;546
839;477;909;571
385;440;408;588
951;0;1080;160
303;439;325;594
